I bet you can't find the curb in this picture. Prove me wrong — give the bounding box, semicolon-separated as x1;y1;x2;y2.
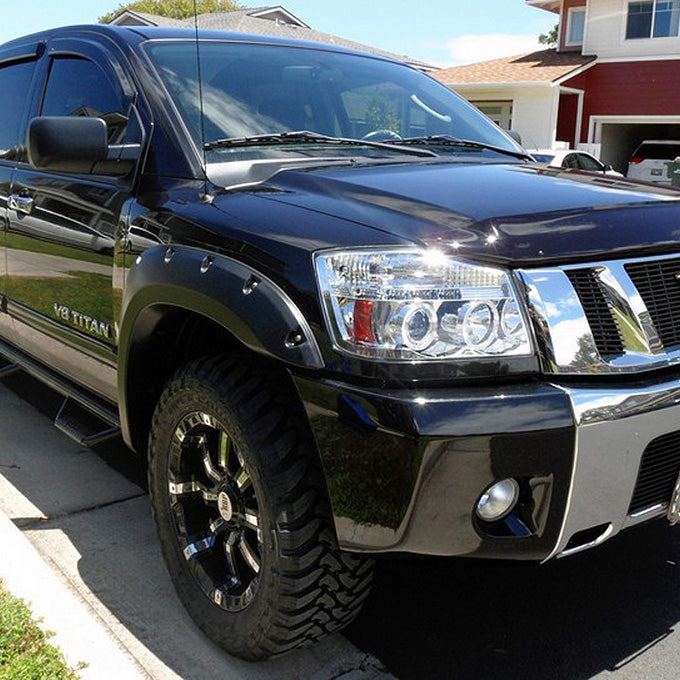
0;509;148;679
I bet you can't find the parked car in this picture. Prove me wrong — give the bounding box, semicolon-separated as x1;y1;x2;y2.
529;148;624;176
627;140;680;184
5;23;680;662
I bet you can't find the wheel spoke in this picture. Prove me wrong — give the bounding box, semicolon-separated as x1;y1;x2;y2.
239;536;261;574
209;517;228;535
224;533;240;587
169;478;218;504
202;444;223;484
218;431;230;471
241;508;260;533
234;467;251;492
183;534;215;560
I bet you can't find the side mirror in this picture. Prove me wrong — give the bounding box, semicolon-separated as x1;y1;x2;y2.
27;116;139;176
603;163;614;172
505;129;523;146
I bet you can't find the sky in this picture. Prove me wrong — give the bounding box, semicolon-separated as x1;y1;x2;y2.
0;0;556;67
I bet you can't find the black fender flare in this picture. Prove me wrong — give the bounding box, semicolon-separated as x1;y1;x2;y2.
118;244;323;449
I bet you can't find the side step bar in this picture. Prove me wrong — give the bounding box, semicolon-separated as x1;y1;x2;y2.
0;339;121;446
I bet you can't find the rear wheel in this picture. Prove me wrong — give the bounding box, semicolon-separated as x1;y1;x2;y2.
148;354;374;660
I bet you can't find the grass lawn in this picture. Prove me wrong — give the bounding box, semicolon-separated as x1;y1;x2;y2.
0;580;82;679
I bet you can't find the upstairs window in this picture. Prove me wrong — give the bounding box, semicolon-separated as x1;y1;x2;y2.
566;7;586;46
627;0;680;39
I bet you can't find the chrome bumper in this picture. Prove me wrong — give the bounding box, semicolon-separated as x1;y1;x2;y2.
547;376;680;559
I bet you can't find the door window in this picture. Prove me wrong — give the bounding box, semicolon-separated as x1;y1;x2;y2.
41;57;128;142
0;59;37;161
576;153;604;172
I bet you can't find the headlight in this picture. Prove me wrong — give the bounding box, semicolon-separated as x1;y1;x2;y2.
314;248;532;360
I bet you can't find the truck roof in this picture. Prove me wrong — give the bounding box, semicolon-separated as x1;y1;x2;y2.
0;23;408;67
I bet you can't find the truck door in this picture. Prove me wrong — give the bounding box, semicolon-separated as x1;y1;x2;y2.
0;44;43;346
5;38;143;400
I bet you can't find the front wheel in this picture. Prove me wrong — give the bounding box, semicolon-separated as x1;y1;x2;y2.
148;355;374;660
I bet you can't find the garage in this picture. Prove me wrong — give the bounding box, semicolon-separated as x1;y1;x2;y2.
590;117;680;175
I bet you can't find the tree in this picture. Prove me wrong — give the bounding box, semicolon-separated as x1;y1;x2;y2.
99;0;241;24
538;23;559;48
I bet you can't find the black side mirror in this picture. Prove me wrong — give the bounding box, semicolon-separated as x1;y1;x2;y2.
603;163;614;172
27;116;139;176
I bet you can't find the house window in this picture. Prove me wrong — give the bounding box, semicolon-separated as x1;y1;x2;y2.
627;0;680;39
566;7;586;45
471;101;513;129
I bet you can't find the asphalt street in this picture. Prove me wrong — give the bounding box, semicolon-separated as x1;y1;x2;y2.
3;369;680;679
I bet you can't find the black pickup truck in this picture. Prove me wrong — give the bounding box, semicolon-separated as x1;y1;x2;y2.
2;23;680;660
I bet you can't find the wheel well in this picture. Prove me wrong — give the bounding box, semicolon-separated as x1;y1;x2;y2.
125;305;256;453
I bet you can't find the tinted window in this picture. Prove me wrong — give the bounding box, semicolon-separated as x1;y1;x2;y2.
635;143;680;159
563;154;580;169
0;59;36;160
577;153;603;171
41;57;127;142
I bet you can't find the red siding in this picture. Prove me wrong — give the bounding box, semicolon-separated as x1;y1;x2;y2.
560;0;587;53
556;93;579;145
561;61;680;142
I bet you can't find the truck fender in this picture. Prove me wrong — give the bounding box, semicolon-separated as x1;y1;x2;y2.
118;245;324;448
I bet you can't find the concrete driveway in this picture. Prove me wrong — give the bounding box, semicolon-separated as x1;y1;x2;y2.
4;369;680;679
0;371;387;680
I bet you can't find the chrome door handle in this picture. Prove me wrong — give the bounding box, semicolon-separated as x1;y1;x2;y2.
8;194;34;215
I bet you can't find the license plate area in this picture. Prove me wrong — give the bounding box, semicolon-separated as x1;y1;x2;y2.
651;168;663;176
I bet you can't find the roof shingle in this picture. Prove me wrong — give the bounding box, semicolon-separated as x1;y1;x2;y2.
434;49;594;85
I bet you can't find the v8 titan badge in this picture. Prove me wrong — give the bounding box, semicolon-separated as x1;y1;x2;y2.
667;472;680;525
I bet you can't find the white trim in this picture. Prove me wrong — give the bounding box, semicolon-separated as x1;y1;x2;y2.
559;86;585;144
552;57;598;85
549;86;562;147
596;54;680;62
249;6;309;28
582;0;591;51
565;6;586;46
557;0;564;48
588;114;680;143
110;10;157;25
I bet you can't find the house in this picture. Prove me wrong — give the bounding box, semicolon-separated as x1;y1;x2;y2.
110;6;437;72
434;0;680;171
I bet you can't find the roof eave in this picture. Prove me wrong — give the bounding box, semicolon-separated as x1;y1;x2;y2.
525;0;561;13
441;80;555;89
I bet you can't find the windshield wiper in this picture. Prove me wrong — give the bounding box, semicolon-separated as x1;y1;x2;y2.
397;135;533;161
203;130;437;158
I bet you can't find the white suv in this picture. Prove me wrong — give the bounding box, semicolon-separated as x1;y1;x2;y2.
627;140;680;184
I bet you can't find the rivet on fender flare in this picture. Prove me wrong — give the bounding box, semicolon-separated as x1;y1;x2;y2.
200;256;214;274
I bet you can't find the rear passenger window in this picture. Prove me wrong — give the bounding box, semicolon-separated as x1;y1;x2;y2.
41;57;128;143
0;59;37;160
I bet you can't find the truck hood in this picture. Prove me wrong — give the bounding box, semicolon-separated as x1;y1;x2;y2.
244;160;680;266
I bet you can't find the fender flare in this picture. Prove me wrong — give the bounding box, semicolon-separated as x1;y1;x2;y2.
118;245;324;448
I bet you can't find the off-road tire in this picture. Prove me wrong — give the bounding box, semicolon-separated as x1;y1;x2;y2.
148;354;374;660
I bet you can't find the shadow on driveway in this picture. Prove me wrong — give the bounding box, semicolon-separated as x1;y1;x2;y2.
0;372;381;680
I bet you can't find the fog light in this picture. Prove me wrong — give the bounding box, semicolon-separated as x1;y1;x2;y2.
476;478;520;522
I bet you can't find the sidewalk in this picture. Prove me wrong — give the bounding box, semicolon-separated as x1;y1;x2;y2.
0;374;391;680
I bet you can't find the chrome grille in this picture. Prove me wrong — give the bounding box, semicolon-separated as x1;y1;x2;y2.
566;269;624;357
626;258;680;350
629;430;680;513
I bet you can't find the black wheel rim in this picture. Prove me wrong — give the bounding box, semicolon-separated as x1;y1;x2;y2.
167;411;262;612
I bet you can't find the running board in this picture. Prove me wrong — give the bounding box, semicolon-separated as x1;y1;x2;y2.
0;339;120;444
55;397;121;447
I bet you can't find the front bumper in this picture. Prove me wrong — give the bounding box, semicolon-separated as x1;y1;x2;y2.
294;371;680;561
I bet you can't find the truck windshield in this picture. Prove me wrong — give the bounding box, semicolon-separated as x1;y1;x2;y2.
145;40;522;162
